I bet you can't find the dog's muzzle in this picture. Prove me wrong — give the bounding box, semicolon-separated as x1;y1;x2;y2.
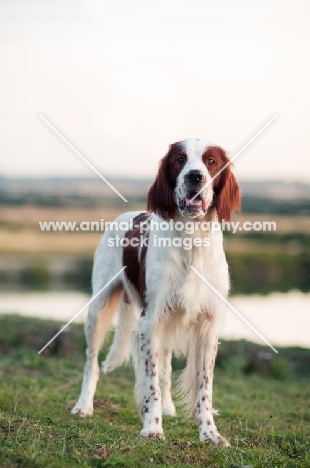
178;170;208;215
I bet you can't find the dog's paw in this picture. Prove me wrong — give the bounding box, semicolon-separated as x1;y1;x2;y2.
200;432;230;447
71;404;93;417
140;429;165;440
217;435;230;447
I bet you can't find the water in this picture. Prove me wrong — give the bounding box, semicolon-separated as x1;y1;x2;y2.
0;291;309;349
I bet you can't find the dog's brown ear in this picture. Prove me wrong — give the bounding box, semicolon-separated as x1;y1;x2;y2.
214;148;241;222
147;146;176;220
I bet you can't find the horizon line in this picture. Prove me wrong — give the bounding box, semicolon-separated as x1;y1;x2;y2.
0;174;310;185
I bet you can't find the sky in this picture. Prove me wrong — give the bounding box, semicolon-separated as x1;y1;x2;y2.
1;0;310;181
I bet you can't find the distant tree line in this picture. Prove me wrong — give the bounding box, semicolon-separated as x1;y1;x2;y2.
0;190;309;215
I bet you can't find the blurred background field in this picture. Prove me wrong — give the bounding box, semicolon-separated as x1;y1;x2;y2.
1;177;310;295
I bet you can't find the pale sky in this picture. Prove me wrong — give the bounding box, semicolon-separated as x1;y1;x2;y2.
1;0;310;181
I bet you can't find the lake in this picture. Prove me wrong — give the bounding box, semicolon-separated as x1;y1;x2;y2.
0;291;309;349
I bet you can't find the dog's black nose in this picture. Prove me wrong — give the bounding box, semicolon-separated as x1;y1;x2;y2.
185;170;204;184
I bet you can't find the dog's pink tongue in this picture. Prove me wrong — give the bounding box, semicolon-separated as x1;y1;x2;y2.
186;198;202;206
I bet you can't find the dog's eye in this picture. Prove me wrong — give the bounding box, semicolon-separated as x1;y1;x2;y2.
208;158;215;165
177;157;185;164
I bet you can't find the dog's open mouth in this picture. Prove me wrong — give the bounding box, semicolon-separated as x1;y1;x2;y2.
179;194;208;212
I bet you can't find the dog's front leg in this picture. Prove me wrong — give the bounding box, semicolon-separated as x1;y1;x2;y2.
135;316;164;439
195;326;230;447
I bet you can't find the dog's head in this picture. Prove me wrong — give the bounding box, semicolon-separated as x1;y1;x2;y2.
147;139;241;221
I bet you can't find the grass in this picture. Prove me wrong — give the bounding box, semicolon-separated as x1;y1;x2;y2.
0;316;309;467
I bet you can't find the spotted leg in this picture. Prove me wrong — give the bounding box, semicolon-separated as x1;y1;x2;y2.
133;316;164;439
195;324;230;446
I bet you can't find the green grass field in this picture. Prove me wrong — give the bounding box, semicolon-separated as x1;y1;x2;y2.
0;316;309;468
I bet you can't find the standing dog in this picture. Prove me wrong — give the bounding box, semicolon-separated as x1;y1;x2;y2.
72;139;241;446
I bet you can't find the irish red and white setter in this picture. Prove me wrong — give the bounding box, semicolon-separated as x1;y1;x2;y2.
72;139;241;446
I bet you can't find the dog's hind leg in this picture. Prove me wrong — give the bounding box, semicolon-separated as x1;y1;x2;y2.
160;348;176;416
71;288;121;416
102;292;140;374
